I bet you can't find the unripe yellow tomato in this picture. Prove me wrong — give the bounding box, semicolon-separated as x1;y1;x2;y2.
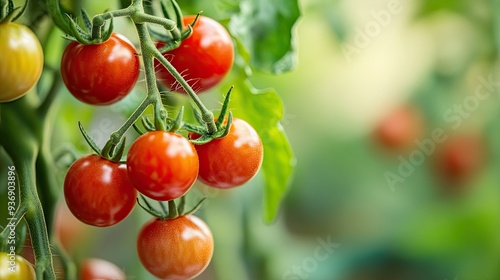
0;22;43;103
0;252;36;279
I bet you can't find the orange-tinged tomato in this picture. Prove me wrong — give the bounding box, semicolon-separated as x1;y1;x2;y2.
191;118;263;188
137;215;213;279
127;131;199;201
79;259;126;280
0;22;43;102
375;106;424;151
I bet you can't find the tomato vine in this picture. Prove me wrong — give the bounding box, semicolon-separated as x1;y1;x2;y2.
0;0;298;278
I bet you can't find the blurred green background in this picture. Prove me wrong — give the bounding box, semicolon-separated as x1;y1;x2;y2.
3;0;500;279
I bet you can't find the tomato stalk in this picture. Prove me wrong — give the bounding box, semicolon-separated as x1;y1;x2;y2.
98;0;220;153
99;11;170;152
45;0;72;36
16;160;55;279
61;0;218;136
151;47;217;134
0;100;56;279
0;204;26;252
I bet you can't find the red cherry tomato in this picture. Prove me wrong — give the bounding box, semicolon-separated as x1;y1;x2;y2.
435;135;485;185
137;215;213;279
61;33;140;105
191;118;263;188
156;15;234;94
79;259;126;280
127;131;199;200
64;155;137;227
375;106;424;151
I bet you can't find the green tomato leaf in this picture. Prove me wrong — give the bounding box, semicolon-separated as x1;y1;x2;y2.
225;71;296;223
228;0;301;74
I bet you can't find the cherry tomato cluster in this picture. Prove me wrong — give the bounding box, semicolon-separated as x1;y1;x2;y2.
60;14;262;279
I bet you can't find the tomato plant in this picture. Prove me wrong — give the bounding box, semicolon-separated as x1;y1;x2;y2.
374;106;424;151
0;0;296;277
64;155;137;227
191;118;263;188
127;131;199;201
137;215;213;279
156;15;234;94
0;22;43;103
61;33;140;105
79;258;126;280
0;252;36;280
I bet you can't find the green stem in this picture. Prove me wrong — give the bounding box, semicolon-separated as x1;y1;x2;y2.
15;158;55;279
106;98;152;148
132;12;176;29
0;0;8;21
101;1;171;148
152;48;216;134
0;204;27;252
1;97;56;279
91;7;135;38
39;71;62;119
52;241;77;280
34;150;59;237
45;0;72;35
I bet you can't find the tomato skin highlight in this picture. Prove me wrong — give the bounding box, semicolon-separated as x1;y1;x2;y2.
127;131;199;201
0;22;43;103
156;15;234;94
61;33;140;105
191;118;263;188
64;155;137;227
137;216;214;280
0;253;36;280
79;259;126;280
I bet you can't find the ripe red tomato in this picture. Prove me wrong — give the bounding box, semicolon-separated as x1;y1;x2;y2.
127;131;199;200
191;118;263;188
435;135;485;186
64;155;137;227
156;15;234;94
79;259;126;280
137;215;213;279
61;33;140;105
0;22;43;103
374;106;424;151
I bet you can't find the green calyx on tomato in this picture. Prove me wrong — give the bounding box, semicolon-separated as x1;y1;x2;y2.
155;15;234;94
61;33;140;106
137;215;214;280
0;21;43;103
